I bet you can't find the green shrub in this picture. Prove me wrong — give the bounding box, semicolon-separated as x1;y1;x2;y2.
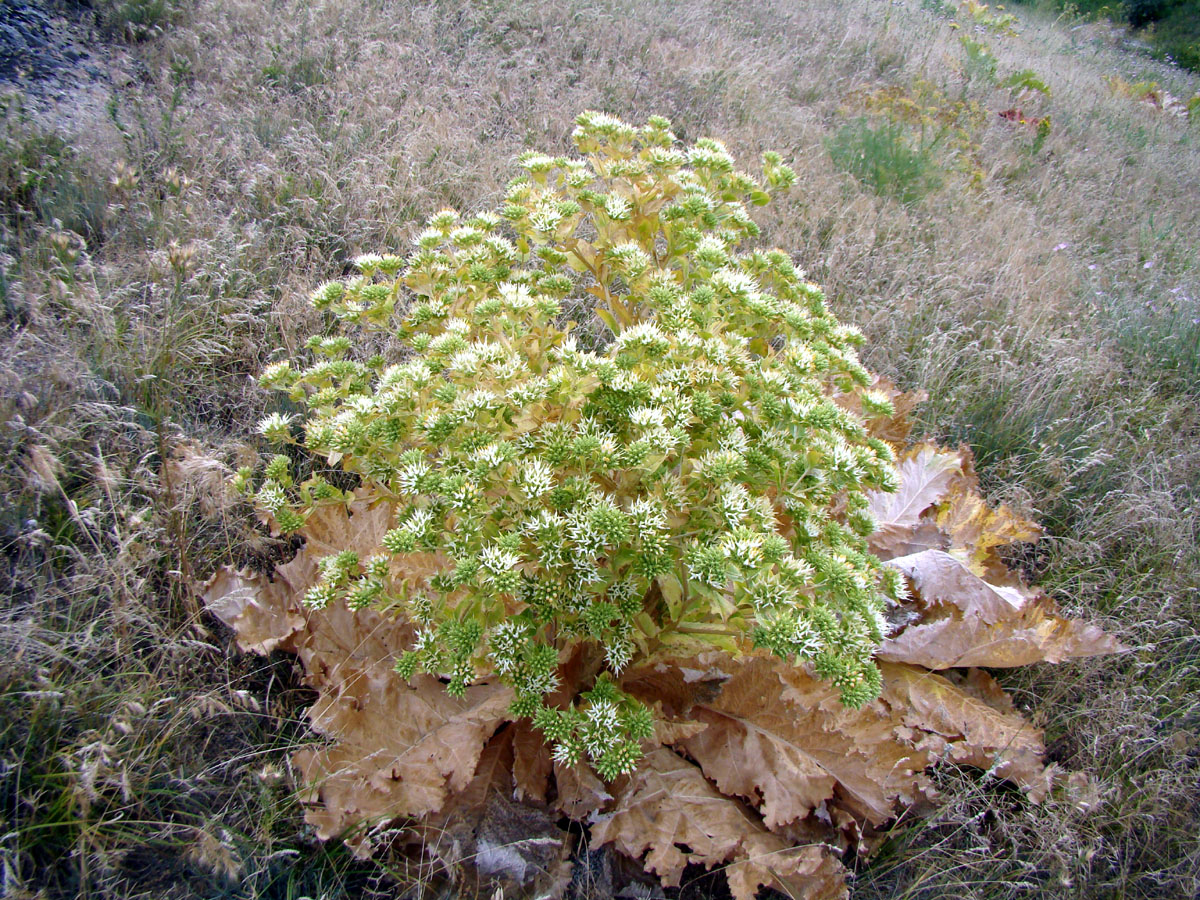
960;34;999;84
827;116;943;203
245;112;904;779
1010;0;1200;71
1127;0;1171;26
1144;1;1200;71
97;0;181;42
1008;0;1127;19
1109;1;1200;71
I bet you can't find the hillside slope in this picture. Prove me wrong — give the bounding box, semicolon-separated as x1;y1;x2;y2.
1;1;1196;897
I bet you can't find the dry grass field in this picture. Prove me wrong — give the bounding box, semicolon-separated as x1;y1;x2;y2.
1;0;1197;897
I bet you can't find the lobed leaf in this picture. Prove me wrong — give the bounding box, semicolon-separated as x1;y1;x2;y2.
407;729;574;897
590;747;848;900
867;444;962;559
295;671;512;854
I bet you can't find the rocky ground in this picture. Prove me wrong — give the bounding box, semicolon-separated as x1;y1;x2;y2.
0;0;131;136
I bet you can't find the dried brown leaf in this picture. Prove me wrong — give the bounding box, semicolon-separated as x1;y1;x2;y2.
620;659;730;720
298;494;395;560
201;557;309;655
947;668;1017;716
880;596;1125;669
666;655;929;828
936;458;1041;576
418;731;573;898
732;831;848;900
294;671;512;850
294;599;414;690
651;710;709;745
201;497;406;655
881;550;1125;669
591;747;847;900
887;550;1028;625
201;499;519;857
624;650;1070;828
511;722;553;805
868;380;928;446
867;445;962;559
552;758;612;820
880;663;1052;799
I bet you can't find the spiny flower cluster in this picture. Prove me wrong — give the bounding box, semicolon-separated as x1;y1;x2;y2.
243;112;903;778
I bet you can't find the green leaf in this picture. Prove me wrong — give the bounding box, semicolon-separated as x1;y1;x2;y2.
595;307;620;335
658;574;684;621
1002;69;1051;97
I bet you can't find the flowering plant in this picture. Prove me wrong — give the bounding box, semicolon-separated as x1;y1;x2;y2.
241;112;905;780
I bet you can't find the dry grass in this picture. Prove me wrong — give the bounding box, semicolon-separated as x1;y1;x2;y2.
1;0;1197;897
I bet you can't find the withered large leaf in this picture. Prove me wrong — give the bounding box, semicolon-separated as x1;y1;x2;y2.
882;550;1125;669
867;445;962;560
295;671;512;851
935;452;1041;576
202;497;435;659
880;595;1124;670
552;758;612;820
203;502;514;858
511;722;553;806
880;663;1053;799
637;654;930;828
624;651;1061;831
887;550;1028;625
293;600;414;691
590;747;847;900
296;494;395;560
414;730;573;899
202;556;309;655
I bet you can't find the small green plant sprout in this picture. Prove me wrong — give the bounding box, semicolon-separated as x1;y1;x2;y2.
246;112;905;780
958;0;1019;35
1002;69;1052;98
960;34;999;84
827;117;945;204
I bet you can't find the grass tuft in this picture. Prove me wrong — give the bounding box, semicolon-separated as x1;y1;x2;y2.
827;117;944;204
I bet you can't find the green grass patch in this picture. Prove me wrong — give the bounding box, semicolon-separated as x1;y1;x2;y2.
827;117;943;203
1105;289;1200;396
0;98;108;242
96;0;184;42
